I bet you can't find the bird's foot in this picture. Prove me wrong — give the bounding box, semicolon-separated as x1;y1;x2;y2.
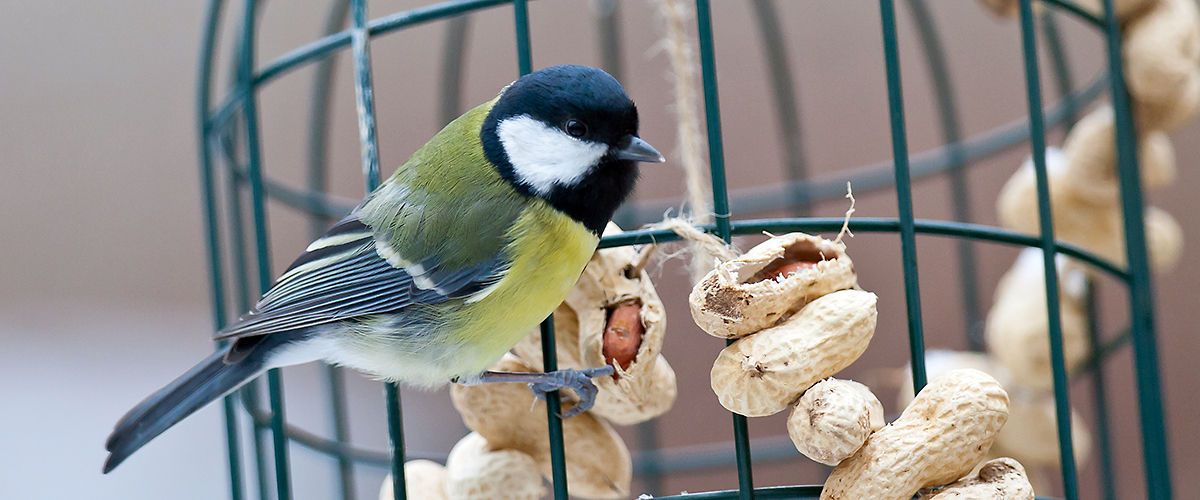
457;365;614;418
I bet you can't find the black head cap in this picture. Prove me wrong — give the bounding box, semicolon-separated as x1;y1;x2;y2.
482;65;663;234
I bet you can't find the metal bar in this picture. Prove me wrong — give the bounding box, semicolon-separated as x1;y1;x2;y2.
539;319;569;499
1017;2;1079;497
508;4;568;498
513;0;532;75
307;3;356;499
215;71;1109;227
351;0;381;188
750;0;810;216
878;0;929;394
217;122;271;500
594;0;623;82
384;384;408;500
1084;282;1117;500
237;0;293;497
599;218;1128;281
439;14;471;126
198;2;244;498
348;1;409;499
307;0;349;237
906;0;982;350
694;1;754;497
1042;12;1080;128
1100;0;1173;496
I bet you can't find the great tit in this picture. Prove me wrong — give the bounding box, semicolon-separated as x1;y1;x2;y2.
104;64;664;473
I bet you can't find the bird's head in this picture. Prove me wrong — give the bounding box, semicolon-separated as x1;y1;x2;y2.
482;64;664;234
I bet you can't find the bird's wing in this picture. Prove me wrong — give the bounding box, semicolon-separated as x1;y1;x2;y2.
214;214;510;340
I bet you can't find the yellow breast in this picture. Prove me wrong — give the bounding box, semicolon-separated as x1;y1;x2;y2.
448;200;598;373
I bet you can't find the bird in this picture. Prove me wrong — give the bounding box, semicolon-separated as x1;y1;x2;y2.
103;64;664;473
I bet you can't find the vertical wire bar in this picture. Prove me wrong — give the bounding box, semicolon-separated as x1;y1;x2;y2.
514;0;532;75
1043;9;1111;496
219;122;270;500
1041;12;1080;128
539;320;570;500
1016;3;1079;498
595;0;623;82
219;124;271;500
878;0;928;393
307;3;355;499
1100;0;1173;497
237;1;293;498
750;0;810;216
695;2;754;498
906;0;982;350
384;385;408;500
323;367;356;500
439;14;471;126
1084;282;1117;500
596;0;638;227
351;0;380;186
348;2;409;499
510;4;569;498
198;1;244;498
216;79;270;498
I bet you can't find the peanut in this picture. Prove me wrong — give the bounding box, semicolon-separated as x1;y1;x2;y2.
451;354;631;499
821;369;1010;500
1062;106;1176;200
985;249;1090;391
918;458;1035;500
997;148;1181;272
379;460;448;500
710;290;878;417
690;232;857;339
444;432;544;500
514;222;676;426
602;300;644;373
788;378;885;466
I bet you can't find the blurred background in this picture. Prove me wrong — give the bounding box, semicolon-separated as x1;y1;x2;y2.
2;1;1197;499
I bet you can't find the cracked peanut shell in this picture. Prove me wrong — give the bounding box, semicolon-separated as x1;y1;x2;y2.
690;232;858;340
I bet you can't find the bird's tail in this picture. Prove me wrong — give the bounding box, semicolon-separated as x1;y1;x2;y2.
103;344;264;473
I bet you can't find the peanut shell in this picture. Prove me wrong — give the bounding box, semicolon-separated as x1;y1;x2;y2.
450;354;631;499
1062;106;1176;199
787;378;885;466
379;460;448;500
689;232;858;339
512;223;676;425
997;148;1179;271
992;395;1092;468
444;432;544;500
1125;0;1200;104
918;458;1035;500
821;369;1010;500
710;289;878;417
985;249;1090;391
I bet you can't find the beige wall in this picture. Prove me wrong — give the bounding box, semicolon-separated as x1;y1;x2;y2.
2;1;1197;499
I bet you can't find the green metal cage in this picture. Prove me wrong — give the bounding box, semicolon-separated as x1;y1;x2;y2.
195;0;1170;499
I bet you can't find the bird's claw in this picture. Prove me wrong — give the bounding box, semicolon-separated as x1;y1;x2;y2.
528;365;614;418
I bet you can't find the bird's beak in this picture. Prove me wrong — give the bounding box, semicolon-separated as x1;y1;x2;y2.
614;135;666;163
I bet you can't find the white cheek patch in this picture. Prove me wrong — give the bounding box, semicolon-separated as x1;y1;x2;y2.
497;115;609;195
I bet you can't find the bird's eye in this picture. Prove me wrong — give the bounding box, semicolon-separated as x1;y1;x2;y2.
564;119;588;138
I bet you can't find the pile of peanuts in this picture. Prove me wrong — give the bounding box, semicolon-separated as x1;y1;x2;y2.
380;224;675;500
951;0;1195;489
691;232;1032;499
